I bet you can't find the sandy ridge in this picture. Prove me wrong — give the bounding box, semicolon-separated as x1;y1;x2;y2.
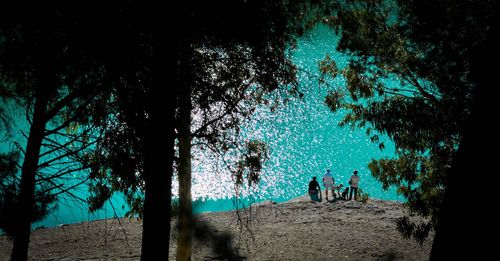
0;194;432;260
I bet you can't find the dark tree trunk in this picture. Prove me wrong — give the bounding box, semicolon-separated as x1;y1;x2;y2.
11;72;53;261
140;35;177;261
431;10;498;260
176;55;193;261
140;86;176;260
141;114;175;261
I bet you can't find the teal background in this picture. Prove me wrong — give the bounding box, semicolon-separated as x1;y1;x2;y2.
1;25;403;229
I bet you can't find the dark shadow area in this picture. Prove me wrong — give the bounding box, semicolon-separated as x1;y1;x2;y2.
378;251;398;261
431;3;499;259
170;219;246;261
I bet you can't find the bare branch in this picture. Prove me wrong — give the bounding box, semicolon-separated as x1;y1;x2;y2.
192;88;247;137
20;129;29;140
401;72;440;104
40;127;94;158
36;166;88;183
38;139;95;169
44;105;87;136
37;175;90;203
45;85;97;121
14;142;26;155
108;200;132;252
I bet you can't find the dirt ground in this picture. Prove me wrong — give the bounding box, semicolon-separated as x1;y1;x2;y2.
0;194;433;260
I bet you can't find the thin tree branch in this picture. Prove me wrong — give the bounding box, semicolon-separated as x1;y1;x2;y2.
44;105;88;136
38;140;95;169
36;166;88;183
40;127;94;158
45;85;97;121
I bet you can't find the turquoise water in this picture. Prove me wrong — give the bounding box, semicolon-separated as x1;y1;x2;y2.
2;25;403;229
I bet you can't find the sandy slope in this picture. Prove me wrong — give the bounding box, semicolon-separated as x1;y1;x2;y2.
0;194;432;260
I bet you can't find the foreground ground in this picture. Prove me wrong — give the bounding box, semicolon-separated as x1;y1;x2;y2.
0;194;433;260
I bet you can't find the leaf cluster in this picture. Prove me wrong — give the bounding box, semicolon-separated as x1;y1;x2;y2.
320;0;494;241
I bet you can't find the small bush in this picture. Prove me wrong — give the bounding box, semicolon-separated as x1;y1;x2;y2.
356;188;369;203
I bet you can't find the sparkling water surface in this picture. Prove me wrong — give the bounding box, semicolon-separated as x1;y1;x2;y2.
2;25;403;229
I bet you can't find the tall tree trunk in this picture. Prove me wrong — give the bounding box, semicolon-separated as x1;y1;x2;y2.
176;58;193;261
140;37;176;261
430;10;498;260
141;113;175;261
11;73;53;261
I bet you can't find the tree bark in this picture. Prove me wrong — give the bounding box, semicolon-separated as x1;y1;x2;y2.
430;9;498;260
141;117;175;261
140;34;177;261
176;55;193;261
11;72;53;261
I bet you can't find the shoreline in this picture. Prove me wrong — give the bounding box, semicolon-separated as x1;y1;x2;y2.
0;195;431;260
24;193;405;230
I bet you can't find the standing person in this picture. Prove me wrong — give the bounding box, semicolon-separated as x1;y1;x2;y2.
348;170;360;200
322;169;334;201
308;176;321;202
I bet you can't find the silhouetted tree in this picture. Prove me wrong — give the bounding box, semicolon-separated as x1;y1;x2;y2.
0;151;58;238
319;0;495;243
159;2;327;260
84;1;326;260
0;2;110;259
424;0;497;259
175;18;301;258
77;3;178;259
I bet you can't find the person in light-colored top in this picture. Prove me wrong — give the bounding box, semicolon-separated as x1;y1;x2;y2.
322;169;335;201
348;170;360;200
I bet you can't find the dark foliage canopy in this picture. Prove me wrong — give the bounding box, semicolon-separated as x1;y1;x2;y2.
320;0;495;242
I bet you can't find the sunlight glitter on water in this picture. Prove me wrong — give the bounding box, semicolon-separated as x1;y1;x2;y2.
176;26;400;203
27;25;406;228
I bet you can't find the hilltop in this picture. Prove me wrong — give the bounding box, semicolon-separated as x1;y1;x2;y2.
0;194;432;260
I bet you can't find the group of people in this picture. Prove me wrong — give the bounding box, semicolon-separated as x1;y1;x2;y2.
308;169;360;202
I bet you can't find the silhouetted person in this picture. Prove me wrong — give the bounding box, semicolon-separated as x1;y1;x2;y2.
341;187;349;200
322;169;334;201
308;176;321;202
348;170;360;200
